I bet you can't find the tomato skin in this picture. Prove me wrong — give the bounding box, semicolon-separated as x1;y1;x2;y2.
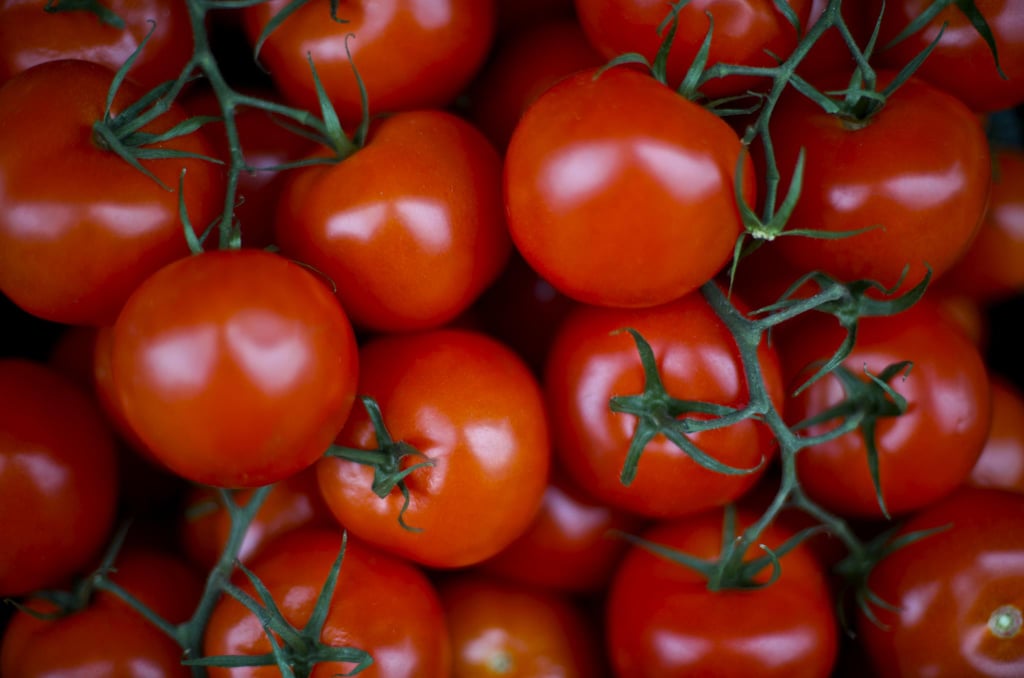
781;299;992;518
111;249;359;488
868;0;1024;113
543;289;784;518
606;509;839;677
0;0;193;91
0;546;204;677
0;359;119;597
241;0;495;124
505;66;756;308
768;71;991;292
203;528;451;677
439;573;607;677
317;329;550;569
968;376;1024;495
0;59;223;326
857;487;1024;677
275;110;510;333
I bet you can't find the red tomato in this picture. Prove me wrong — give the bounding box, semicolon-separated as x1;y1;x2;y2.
574;0;813;98
505;65;756;308
767;70;991;292
857;487;1024;676
606;508;839;677
1;545;204;677
938;146;1024;303
479;465;647;593
316;328;550;569
0;359;119;597
0;59;224;326
275;110;510;332
868;0;1024;112
111;249;359;488
203;528;451;677
439;573;608;677
0;0;193;91
968;375;1024;495
544;289;784;518
180;466;334;569
781;299;992;518
241;0;495;124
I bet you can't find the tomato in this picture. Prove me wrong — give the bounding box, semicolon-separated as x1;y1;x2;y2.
479;465;647;593
0;0;193;91
274;110;510;333
606;508;839;677
968;375;1024;495
180;466;334;569
781;299;992;518
766;70;991;293
1;545;204;677
465;17;604;151
202;528;451;677
241;0;495;125
111;248;359;488
0;359;119;597
316;328;550;569
504;65;756;308
438;573;607;677
857;486;1024;676
867;0;1024;113
544;288;784;518
937;146;1024;303
574;0;813;98
0;59;223;326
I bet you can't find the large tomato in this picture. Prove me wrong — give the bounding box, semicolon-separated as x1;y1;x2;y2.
781;299;992;518
0;359;119;597
0;59;223;326
274;110;510;333
316;328;550;569
202;528;451;677
504;65;756;308
766;70;991;293
543;288;784;518
241;0;495;124
606;508;839;677
857;487;1024;676
111;248;359;488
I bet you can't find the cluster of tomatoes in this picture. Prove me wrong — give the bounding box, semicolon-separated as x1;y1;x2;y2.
2;0;1024;676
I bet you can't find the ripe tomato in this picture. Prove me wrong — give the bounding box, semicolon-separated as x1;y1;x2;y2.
0;59;223;326
316;328;550;569
505;65;756;308
543;289;784;518
241;0;495;125
606;508;839;677
275;110;510;333
968;375;1024;495
781;299;992;518
0;0;193;91
1;545;204;677
111;248;359;488
202;528;451;677
857;487;1024;676
767;70;991;293
439;573;607;677
868;0;1024;112
0;359;119;597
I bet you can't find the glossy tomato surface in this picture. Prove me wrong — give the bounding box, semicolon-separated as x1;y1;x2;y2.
111;249;359;488
504;65;755;308
968;375;1024;495
317;328;550;569
0;59;223;325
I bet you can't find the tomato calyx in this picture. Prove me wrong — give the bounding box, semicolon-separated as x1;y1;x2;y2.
325;396;435;533
185;531;374;676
